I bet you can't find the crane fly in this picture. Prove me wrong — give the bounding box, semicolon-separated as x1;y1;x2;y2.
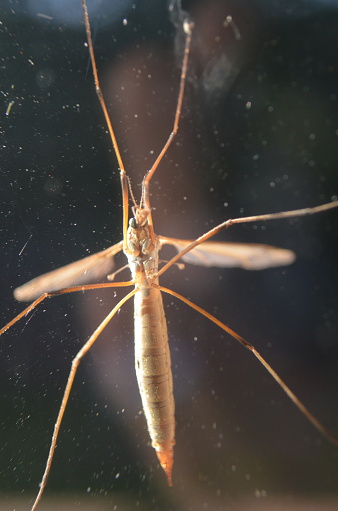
1;1;338;509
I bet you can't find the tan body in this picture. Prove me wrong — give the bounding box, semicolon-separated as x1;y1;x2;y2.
135;285;174;483
126;224;174;483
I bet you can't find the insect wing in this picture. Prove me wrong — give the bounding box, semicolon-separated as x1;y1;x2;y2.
14;241;123;302
159;236;295;269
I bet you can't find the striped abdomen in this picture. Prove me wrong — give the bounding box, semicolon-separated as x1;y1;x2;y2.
134;284;175;485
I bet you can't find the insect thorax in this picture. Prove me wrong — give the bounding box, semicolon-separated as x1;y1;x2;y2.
125;224;159;285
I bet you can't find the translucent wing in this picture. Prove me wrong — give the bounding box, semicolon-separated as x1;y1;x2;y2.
159;236;295;270
14;241;123;302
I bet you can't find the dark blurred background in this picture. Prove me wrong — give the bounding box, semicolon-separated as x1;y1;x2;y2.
1;0;338;510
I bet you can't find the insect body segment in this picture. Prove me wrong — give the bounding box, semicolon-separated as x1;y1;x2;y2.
134;279;174;486
125;192;174;484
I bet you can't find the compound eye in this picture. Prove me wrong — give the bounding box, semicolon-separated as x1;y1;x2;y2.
129;218;138;228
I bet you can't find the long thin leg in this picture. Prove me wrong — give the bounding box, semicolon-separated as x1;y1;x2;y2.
0;280;133;337
158;285;338;447
142;20;194;209
30;287;138;511
120;170;131;252
81;0;124;173
157;200;338;278
81;0;131;242
82;1;193;237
